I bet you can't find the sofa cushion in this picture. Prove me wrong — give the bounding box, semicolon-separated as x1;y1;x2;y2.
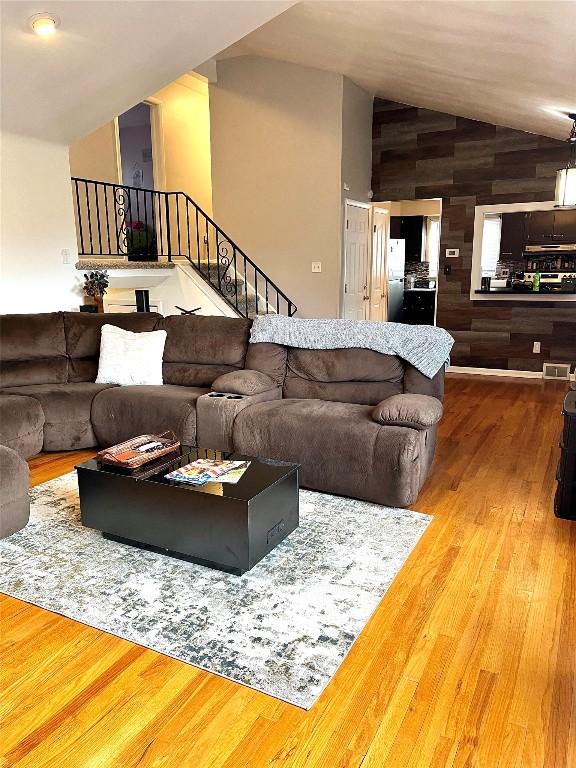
0;312;67;387
211;370;277;396
283;348;405;405
372;394;443;430
63;311;162;383
0;395;44;458
244;343;288;386
1;383;116;451
0;446;30;539
233;398;423;507
91;384;209;447
157;315;251;387
96;325;167;385
403;364;445;401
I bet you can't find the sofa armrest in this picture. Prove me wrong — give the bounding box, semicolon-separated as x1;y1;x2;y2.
196;387;281;451
211;369;277;396
372;393;443;431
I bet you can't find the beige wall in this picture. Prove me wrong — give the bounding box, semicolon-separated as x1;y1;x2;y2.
341;78;374;205
69;74;213;215
210;56;372;319
69;122;120;184
153;75;213;215
387;199;442;217
1;132;81;313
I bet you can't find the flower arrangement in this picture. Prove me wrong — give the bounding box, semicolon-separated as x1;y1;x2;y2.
83;269;109;298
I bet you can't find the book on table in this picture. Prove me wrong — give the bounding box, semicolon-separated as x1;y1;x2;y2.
165;459;250;486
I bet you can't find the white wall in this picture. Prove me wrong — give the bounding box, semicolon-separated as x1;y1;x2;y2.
105;263;237;318
210;56;344;318
0;132;81;313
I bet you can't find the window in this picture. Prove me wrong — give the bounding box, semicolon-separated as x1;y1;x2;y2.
480;214;502;277
425;216;440;278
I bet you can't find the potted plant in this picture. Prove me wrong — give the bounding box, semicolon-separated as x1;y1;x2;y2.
83;270;109;313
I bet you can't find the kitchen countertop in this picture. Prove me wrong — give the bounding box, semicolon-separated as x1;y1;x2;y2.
474;288;575;296
404;287;437;292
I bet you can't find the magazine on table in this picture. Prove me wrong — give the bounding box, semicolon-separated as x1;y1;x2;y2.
165;459;250;486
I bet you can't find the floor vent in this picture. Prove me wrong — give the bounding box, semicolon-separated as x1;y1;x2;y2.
543;362;571;380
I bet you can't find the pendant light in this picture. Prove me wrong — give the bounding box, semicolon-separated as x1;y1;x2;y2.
555;113;576;208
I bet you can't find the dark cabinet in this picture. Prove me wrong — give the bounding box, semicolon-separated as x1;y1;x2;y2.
526;209;576;244
526;210;556;244
390;216;424;262
555;390;576;520
553;209;576;242
402;290;436;325
499;212;527;260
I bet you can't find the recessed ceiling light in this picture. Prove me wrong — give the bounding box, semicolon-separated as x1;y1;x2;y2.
29;13;59;36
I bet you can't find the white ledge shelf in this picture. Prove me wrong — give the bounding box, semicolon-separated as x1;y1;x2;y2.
76;260;175;290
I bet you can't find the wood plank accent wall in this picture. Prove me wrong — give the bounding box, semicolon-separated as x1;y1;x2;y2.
372;98;575;371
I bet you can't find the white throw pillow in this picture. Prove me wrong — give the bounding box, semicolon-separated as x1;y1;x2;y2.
96;324;167;386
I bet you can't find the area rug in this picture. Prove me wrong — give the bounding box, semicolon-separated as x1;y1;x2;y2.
0;472;431;709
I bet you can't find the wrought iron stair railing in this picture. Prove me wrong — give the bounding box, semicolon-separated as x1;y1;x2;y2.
71;177;297;318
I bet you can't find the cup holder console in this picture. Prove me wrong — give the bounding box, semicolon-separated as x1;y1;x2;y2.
208;392;245;400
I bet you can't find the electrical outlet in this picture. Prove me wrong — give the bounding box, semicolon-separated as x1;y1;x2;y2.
533;341;541;354
311;262;322;273
61;248;71;264
446;248;459;258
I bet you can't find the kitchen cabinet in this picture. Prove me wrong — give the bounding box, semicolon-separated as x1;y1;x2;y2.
526;209;576;244
402;289;436;325
390;216;424;262
499;212;527;260
554;209;576;241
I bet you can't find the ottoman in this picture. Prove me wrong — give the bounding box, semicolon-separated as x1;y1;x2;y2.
0;445;30;538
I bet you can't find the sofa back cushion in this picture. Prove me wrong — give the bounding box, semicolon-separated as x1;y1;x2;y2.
283;347;405;405
0;313;67;387
403;364;445;401
64;311;162;382
157;315;251;387
244;343;288;386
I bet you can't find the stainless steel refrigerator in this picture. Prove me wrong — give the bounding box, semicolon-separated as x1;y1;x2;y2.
386;238;405;322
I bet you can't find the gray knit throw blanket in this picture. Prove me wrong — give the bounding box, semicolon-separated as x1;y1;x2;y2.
250;316;454;379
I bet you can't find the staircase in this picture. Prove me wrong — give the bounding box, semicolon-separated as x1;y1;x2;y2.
71;178;297;318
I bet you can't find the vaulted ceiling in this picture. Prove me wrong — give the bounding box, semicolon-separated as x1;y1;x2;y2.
1;0;293;144
219;0;576;140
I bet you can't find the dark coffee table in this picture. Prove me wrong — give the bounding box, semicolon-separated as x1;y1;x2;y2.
76;447;299;575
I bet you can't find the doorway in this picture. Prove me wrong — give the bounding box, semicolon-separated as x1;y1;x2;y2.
385;198;442;325
342;201;371;320
116;102;159;260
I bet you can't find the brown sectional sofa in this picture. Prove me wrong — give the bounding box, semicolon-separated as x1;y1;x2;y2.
0;311;445;538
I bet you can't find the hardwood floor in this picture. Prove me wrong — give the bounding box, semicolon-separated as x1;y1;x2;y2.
1;375;574;767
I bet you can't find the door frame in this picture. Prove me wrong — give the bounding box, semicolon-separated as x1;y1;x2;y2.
341;199;371;319
370;205;390;321
114;100;166;191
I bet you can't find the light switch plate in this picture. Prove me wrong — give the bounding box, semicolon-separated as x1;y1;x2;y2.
311;262;322;273
61;248;71;264
446;248;459;258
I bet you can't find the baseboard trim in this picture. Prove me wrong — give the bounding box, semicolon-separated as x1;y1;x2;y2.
447;366;543;379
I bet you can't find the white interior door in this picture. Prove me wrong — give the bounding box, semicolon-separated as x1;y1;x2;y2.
370;207;388;321
343;202;370;320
